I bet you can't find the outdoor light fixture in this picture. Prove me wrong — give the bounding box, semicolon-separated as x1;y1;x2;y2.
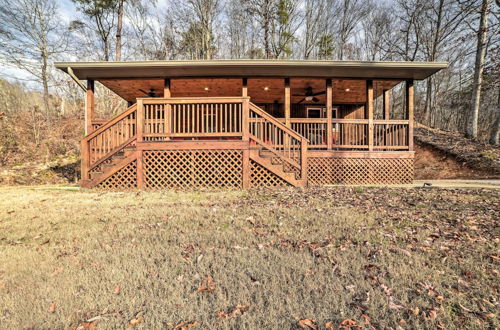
264;86;269;91
305;96;314;101
204;87;209;91
345;88;350;92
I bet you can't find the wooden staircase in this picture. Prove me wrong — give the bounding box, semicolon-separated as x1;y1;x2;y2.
82;145;137;188
80;99;308;189
249;149;306;187
248;102;308;187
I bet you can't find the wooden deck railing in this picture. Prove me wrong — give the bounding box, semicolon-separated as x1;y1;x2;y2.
249;103;308;180
81;98;410;181
81;103;137;180
373;120;409;149
138;97;245;141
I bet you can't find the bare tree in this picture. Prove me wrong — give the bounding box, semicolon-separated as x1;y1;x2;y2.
116;0;125;60
467;0;492;139
127;1;178;60
420;0;476;125
71;0;118;61
491;87;500;144
247;0;276;59
175;0;222;60
270;0;302;58
0;0;69;118
333;0;371;60
361;3;393;60
302;0;329;59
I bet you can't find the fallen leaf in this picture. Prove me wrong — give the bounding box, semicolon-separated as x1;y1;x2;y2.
218;305;250;319
389;297;405;310
361;314;371;325
78;321;98;329
128;316;144;328
196;276;216;292
172;320;198;329
298;318;317;329
324;321;334;330
48;303;56;313
425;309;438;320
339;319;362;329
114;285;121;294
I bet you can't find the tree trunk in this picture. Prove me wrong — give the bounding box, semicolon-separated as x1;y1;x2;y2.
467;0;491;139
263;12;271;58
423;0;444;126
490;87;500;145
115;0;124;61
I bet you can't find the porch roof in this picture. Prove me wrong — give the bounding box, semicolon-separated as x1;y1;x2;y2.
55;60;447;81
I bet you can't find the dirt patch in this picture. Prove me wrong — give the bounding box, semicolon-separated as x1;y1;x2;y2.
0;157;79;185
414;144;493;180
415;125;499;178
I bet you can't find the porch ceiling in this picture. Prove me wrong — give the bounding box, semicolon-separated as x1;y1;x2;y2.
98;78;401;104
55;60;447;81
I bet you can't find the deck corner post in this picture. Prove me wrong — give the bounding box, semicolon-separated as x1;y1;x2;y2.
326;78;333;150
81;138;90;181
284;78;291;128
137;99;144;143
164;78;171;98
242;98;250;141
300;137;308;184
242;78;248;97
383;89;390;147
86;79;95;135
406;79;414;151
136;150;144;190
242;148;250;189
367;79;374;151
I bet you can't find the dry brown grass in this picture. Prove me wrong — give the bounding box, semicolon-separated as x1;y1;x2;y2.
0;185;498;329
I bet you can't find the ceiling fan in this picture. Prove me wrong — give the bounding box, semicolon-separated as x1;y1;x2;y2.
140;88;157;97
293;87;325;104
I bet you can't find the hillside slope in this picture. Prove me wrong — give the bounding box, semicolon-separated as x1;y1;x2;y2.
414;125;499;180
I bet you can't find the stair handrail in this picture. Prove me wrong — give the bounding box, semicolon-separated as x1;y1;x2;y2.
248;102;308;181
81;103;138;180
84;103;137;141
249;102;306;142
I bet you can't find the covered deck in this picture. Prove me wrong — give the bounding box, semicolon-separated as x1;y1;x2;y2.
56;60;447;189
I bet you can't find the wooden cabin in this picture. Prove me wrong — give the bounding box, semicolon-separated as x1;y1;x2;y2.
55;60;447;189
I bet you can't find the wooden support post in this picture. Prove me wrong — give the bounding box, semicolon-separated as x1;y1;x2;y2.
81;139;90;181
300;137;308;184
242;78;248;97
367;80;374;151
242;98;250;141
242;148;250;189
164;78;171;98
406;80;414;151
284;78;291;127
326;79;333;150
86;80;95;135
383;89;390;120
164;78;171;139
137;99;144;142
383;89;390;146
136;150;144;189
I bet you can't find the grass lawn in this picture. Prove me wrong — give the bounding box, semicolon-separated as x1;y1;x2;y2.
0;185;498;329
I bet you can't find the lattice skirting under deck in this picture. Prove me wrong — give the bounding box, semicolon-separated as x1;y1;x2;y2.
143;150;243;189
250;160;290;188
308;157;413;185
97;160;138;189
